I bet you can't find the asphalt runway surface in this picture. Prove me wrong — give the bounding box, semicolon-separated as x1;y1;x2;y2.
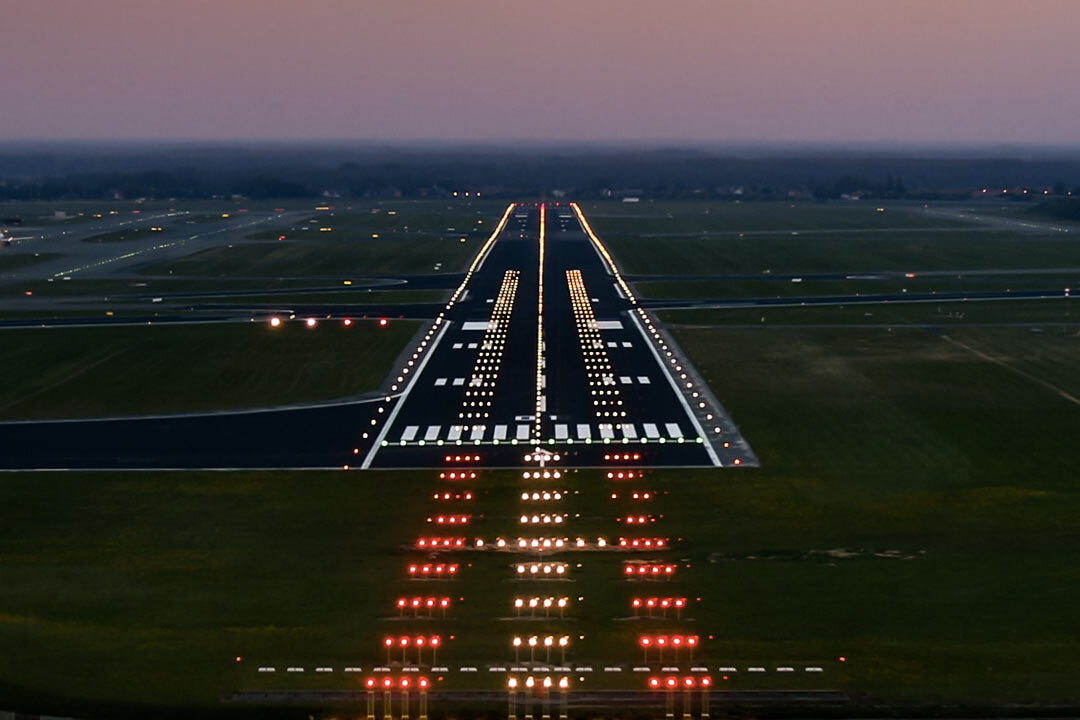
365;203;752;469
0;203;755;470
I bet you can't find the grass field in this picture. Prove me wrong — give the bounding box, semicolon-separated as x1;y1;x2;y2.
669;325;1080;703
1;278;383;298
657;298;1079;326
1;325;1078;712
0;252;61;272
578;201;969;234
0;320;419;420
81;227;166;243
181;289;445;305
602;230;1080;276
247;205;502;242
141;201;505;277
637;274;1080;300
140;238;479;277
1;199;1078;716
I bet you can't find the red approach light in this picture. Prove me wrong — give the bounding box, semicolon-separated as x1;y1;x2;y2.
400;677;411;689
366;677;376;689
665;676;678;689
648;676;661;689
700;676;712;687
379;318;389;327
383;677;394;689
683;676;695;688
418;677;430;689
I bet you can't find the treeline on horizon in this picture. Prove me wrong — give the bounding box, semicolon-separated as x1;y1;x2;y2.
2;144;1080;202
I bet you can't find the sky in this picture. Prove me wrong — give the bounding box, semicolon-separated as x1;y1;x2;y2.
2;0;1078;144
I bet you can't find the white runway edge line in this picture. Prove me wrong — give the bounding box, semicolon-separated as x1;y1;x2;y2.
570;203;637;304
629;310;721;466
360;203;517;469
361;319;451;469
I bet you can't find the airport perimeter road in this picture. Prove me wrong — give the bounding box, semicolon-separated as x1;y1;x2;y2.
365;202;754;469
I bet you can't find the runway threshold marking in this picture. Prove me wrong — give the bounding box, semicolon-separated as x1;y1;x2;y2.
361;202;517;468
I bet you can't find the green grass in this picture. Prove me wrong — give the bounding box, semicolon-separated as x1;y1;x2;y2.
0;320;419;420
140;238;478;277
579;201;971;234
248;208;499;241
246;201;506;241
1;278;381;298
180;289;445;306
657;298;1079;326
603;230;1080;276
81;228;167;243
668;325;1080;703
0;252;61;272
2;200;1079;715
1;326;1079;711
637;274;1080;300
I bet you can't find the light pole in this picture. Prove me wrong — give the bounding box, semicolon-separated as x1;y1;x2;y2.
418;677;429;720
524;676;535;720
507;676;519;720
400;676;411;720
382;677;394;720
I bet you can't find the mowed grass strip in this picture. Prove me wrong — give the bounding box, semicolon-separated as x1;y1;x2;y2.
80;228;165;243
2;278;381;299
0;253;61;272
637;274;1080;300
605;230;1080;276
657;298;1080;326
0;320;418;420
668;325;1080;702
140;237;477;276
183;289;446;305
580;201;969;234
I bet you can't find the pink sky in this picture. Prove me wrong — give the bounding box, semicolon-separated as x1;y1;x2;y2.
2;0;1078;143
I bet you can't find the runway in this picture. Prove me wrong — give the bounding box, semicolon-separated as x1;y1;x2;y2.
365;202;754;469
0;202;755;470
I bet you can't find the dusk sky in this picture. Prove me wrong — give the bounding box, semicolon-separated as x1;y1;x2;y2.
3;0;1078;144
